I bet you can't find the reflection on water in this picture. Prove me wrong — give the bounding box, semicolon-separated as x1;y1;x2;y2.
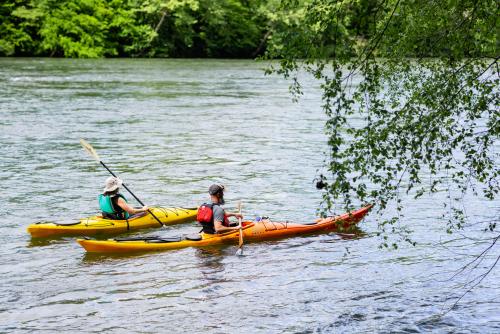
27;238;70;248
331;227;367;240
195;248;227;282
0;58;498;333
81;252;155;265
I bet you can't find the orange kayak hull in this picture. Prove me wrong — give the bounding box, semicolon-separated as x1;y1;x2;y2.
77;205;373;254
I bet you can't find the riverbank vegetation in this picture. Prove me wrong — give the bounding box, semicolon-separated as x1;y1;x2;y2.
1;0;272;58
4;0;496;59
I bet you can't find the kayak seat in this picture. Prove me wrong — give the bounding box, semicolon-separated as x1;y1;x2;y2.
185;234;202;241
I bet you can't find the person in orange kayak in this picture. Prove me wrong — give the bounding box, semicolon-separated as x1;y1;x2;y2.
197;184;243;234
98;176;149;220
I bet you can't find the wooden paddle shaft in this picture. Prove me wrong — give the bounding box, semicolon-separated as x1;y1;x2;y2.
238;202;243;247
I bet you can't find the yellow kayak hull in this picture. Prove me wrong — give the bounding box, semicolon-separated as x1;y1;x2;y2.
27;207;198;238
77;205;372;254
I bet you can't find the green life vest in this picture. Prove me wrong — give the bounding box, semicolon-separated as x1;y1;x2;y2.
98;194;130;219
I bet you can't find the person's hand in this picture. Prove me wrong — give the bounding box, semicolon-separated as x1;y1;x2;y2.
235;213;243;219
142;206;149;212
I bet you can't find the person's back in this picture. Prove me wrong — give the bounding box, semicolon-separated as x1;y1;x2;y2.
197;184;242;234
99;192;129;220
98;176;148;220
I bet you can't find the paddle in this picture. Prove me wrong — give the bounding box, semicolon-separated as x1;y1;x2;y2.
79;139;164;227
235;201;244;256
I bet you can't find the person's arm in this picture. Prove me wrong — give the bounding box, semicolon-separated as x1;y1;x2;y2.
225;211;243;219
214;220;240;233
116;197;148;215
213;206;241;233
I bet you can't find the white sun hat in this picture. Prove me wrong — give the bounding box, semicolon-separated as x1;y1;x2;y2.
103;176;123;192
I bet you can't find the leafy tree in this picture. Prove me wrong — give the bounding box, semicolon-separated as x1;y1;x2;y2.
194;0;265;58
0;0;157;57
141;0;268;58
137;0;200;57
266;0;499;247
38;0;155;57
0;0;42;56
0;0;278;57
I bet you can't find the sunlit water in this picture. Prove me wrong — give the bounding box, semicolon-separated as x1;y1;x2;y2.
0;58;498;333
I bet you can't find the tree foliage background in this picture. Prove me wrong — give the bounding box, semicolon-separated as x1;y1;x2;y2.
0;0;278;57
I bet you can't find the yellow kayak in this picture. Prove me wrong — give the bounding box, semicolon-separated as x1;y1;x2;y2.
27;207;198;238
78;205;372;254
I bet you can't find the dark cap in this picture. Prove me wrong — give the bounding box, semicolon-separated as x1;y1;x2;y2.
208;184;225;195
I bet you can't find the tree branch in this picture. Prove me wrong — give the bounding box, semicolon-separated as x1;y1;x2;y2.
154;10;168;34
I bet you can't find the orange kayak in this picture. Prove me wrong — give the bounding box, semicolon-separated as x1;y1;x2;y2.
77;204;372;254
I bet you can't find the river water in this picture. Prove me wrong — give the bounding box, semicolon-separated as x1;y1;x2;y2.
0;58;498;333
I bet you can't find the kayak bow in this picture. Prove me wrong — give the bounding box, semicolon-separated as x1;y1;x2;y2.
27;207;198;238
77;204;372;254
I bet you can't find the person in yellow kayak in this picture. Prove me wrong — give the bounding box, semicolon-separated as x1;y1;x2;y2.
197;184;243;234
98;176;149;220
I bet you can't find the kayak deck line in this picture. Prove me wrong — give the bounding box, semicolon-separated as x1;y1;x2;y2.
155;207;199;217
77;204;373;254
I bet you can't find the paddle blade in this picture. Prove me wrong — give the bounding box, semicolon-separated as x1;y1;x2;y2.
236;247;243;256
80;138;100;161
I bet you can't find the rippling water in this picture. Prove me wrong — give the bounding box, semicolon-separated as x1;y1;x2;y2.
0;58;498;333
